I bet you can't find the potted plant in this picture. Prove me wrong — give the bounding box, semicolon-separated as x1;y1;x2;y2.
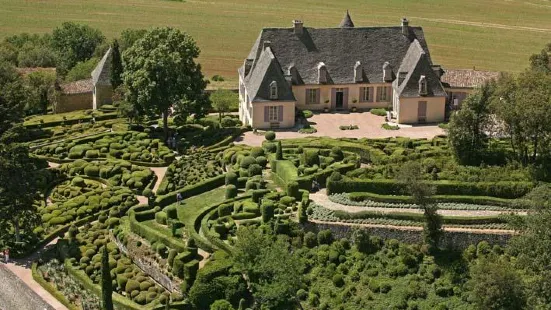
324;99;330;104
351;107;357;113
323;107;329;113
352;99;358;104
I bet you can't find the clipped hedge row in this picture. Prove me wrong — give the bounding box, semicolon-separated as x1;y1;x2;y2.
128;208;188;253
155;175;226;207
24;112;119;129
348;192;517;207
332;210;507;225
327;178;533;199
31;262;79;310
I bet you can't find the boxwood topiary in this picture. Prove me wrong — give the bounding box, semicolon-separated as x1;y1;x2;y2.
155;211;167;225
255;156;268;168
261;201;274;223
248;163;262;176
225;185;237;199
225;171;238;186
165;206;178;219
125;279;140;293
240;156;256;169
265;131;276;141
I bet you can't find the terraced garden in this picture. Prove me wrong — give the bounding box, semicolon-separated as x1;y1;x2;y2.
7;118;546;309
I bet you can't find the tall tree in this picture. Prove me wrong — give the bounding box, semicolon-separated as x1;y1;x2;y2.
508;185;551;307
493;70;551;166
446;82;493;165
119;28;147;51
396;162;442;251
25;70;56;115
468;257;526;310
529;47;550;73
101;246;114;310
0;61;25;134
123;27;209;139
110;40;123;89
210;89;236;122
51;22;104;74
233;226;303;309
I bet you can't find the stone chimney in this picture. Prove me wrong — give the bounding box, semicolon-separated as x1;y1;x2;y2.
354;61;363;83
432;65;444;80
318;62;328;84
263;41;271;51
293;20;304;35
383;62;393;82
401;18;409;37
244;59;253;76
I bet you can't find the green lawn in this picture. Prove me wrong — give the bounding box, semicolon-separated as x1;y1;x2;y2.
23;109;110;126
1;0;550;87
176;187;227;229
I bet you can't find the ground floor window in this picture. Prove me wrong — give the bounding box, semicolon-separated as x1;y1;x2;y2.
377;86;389;102
306;89;318;105
268;106;279;121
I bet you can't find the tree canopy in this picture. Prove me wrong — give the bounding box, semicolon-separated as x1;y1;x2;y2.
123;27;209;138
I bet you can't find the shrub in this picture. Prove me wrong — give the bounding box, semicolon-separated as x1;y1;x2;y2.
125;279;140;293
240;156;256;169
317;229;333;245
256;156;268;168
155;211;167;225
248;164;262;176
330;147;344;161
286;181;300;200
225;185;237;199
304;232;317;248
84;165;100;177
370;108;386;116
264;142;277;153
210;299;235;310
85;150;100;158
382;123;400;130
218;203;233;217
250;147;265;158
261;201;274;223
302;110;314;119
302;149;320;167
276;141;283;160
332;274;345;287
165;206;178;219
265;131;276;141
225;171;238;186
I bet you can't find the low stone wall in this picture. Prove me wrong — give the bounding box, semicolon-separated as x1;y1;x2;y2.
302;221;512;250
56;92;93;113
109;231;180;293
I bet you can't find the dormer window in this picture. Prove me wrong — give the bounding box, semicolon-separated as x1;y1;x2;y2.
318;62;328;84
354;61;363;83
419;75;428;95
269;81;278;99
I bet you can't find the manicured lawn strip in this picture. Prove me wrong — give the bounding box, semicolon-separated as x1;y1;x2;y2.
177;187;227;251
155;175;226;207
129;208;188;253
348;192;517;207
24;110;118;127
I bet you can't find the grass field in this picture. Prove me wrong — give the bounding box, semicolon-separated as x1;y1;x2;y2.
1;0;550;87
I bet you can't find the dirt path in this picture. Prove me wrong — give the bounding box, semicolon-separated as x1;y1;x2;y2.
150;167;167;193
3;238;68;310
197;249;211;269
48;162;60;168
310;190;527;217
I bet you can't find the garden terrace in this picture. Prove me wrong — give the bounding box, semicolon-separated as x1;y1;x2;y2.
24;109;118;128
175;122;245;151
61;221;180;308
38;182;137;236
156;150;225;195
56;159;156;195
33;131;175;165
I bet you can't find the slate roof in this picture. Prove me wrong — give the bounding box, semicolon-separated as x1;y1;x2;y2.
91;48;112;86
339;11;355;28
241;21;432;87
60;79;94;94
394;40;446;97
243;47;295;102
441;69;500;88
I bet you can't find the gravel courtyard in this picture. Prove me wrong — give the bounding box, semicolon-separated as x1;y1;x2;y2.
234;112;445;146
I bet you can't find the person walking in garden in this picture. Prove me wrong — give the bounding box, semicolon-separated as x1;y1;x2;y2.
4;248;9;263
176;192;183;205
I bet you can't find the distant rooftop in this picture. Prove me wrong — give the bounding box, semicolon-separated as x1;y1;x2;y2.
60;79;93;94
442;69;500;88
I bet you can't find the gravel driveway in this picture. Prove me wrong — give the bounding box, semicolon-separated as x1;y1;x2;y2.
0;264;54;310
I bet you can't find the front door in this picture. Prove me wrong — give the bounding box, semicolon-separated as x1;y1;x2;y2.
336;90;344;109
418;101;427;123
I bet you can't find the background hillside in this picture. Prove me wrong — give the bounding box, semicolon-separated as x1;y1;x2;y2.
1;0;550;85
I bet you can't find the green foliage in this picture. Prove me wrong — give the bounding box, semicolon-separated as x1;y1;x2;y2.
264;131;276;141
101;246;114;310
51;22;105;74
260;201;274;223
381;123;399;130
65;57;99;82
468;257;526;310
317;229;333;245
302;110;313;118
210;299;235;310
110;40;123;89
276;141;283;160
370;108;387;116
225;185;237;199
447;83;492;165
123;27;208;137
286;181;300;200
210;89;237;121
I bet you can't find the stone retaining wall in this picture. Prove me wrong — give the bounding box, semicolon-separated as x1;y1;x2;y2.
302;222;512;250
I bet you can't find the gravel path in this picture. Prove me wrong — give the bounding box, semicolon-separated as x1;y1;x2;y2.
0;264;54;310
310;190;527;217
150;167;167;193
